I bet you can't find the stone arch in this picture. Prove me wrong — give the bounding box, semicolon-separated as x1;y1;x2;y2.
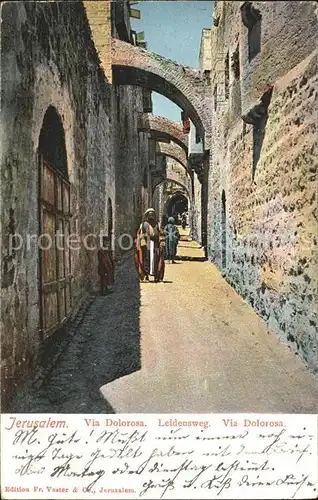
32;65;75;184
153;178;190;198
166;160;192;194
112;39;210;142
138;113;188;152
39;106;68;178
156;142;188;172
166;191;189;218
221;190;227;269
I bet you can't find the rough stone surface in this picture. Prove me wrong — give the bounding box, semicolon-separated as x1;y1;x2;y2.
208;1;318;371
0;1;114;406
199;28;212;71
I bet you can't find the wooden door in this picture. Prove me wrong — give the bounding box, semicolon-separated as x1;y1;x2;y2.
39;156;72;338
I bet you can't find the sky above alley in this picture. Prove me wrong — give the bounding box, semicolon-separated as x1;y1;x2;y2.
131;1;214;122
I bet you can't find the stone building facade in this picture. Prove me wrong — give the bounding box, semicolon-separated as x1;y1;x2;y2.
85;1;151;254
0;0;151;407
207;1;318;371
1;1;113;405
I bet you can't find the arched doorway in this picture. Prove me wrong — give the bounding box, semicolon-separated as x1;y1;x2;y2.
107;197;113;247
38;106;71;339
166;192;189;219
221;190;227;269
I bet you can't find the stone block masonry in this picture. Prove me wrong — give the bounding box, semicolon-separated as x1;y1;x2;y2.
0;1;114;407
208;1;318;371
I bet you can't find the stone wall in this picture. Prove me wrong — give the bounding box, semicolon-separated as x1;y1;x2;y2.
208;1;318;371
138;113;187;152
199;29;212;71
166;160;192;195
113;84;150;253
0;1;114;405
85;0;150;252
193;173;202;242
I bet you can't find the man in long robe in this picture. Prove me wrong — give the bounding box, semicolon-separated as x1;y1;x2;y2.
134;208;165;282
164;217;180;263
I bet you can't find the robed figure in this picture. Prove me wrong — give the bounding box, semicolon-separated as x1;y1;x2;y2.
164;217;180;263
134;208;165;282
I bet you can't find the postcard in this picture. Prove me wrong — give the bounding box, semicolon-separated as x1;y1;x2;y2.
1;1;317;499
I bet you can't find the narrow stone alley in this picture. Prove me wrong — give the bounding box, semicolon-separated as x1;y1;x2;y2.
1;0;318;417
10;230;318;414
102;232;318;413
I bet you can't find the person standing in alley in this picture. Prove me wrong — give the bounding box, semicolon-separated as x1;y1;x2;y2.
181;211;187;229
98;235;115;295
135;208;165;282
164;216;180;263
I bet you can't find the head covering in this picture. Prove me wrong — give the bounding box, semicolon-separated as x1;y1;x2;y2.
144;208;156;217
168;217;175;224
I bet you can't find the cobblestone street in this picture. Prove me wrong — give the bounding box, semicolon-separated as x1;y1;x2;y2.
10;255;141;413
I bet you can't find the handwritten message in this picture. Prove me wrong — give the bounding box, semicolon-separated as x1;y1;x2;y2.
1;414;317;499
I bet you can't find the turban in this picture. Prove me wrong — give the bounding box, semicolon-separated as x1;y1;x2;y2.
144;208;156;216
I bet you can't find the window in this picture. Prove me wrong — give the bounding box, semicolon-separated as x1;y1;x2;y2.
143;89;152;113
213;84;218;111
213;15;220;27
231;44;240;80
241;2;262;62
225;52;230;99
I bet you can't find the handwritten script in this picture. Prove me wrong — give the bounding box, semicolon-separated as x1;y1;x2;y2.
1;414;317;499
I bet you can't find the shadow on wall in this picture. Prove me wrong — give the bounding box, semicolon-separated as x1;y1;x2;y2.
252;116;268;179
7;256;141;413
252;87;273;180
